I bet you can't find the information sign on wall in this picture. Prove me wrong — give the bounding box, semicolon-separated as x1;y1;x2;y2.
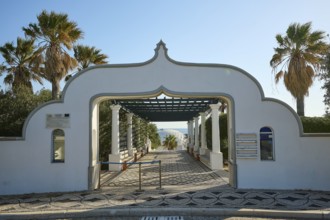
46;114;70;128
236;133;258;159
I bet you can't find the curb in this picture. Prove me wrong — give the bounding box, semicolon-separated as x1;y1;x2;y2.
1;207;330;219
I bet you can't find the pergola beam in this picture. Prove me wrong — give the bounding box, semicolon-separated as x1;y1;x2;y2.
111;97;219;121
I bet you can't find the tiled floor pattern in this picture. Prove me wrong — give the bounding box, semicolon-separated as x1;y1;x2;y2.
1;150;330;214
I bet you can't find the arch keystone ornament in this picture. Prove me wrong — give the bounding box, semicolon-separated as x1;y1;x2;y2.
0;41;330;195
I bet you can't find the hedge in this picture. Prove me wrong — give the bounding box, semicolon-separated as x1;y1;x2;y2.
300;117;330;133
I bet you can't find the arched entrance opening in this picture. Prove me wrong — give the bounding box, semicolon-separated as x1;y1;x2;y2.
88;89;237;190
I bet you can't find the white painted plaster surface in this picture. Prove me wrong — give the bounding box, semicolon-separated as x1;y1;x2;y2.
0;42;330;195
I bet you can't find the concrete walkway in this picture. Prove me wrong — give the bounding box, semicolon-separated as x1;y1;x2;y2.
1;150;330;219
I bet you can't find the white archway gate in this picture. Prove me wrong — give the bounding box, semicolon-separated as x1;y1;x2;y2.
1;41;330;195
88;91;236;190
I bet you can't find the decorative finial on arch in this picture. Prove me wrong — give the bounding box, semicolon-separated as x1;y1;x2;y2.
155;40;168;53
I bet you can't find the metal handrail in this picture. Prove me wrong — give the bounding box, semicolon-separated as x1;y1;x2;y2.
99;160;163;191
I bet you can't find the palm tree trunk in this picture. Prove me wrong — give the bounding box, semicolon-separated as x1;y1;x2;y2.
52;80;61;100
296;96;305;116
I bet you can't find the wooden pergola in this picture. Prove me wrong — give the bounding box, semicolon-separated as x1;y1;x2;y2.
111;97;220;121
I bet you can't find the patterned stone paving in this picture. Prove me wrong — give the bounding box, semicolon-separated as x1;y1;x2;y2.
102;151;226;188
1;150;330;216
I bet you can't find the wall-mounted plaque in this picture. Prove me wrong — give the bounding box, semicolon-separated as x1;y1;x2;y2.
236;133;258;159
46;114;70;128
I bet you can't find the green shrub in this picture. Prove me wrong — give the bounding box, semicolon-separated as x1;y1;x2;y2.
0;87;52;136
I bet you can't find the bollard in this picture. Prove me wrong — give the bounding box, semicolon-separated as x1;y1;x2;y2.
157;160;163;190
134;153;137;162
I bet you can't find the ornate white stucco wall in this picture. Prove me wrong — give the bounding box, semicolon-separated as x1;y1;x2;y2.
1;41;329;195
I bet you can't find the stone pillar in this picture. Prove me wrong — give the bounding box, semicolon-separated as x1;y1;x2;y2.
109;105;121;171
187;121;190;150
126;113;133;156
209;103;223;170
194;116;199;152
199;112;207;155
189;120;194;152
189;121;193;145
136;118;141;149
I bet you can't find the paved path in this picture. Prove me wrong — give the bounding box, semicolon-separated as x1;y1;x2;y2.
1;150;330;219
101;150;229;188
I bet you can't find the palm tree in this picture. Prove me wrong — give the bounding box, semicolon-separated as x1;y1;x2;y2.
270;22;328;116
0;37;43;94
163;134;177;150
321;50;330;115
65;45;108;81
23;10;83;99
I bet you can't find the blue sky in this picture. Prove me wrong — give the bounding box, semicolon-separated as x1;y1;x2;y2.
0;0;329;128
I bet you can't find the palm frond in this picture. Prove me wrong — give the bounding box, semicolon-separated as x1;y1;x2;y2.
275;71;284;83
286;23;298;41
4;74;14;85
275;34;284;46
306;65;315;78
73;44;108;70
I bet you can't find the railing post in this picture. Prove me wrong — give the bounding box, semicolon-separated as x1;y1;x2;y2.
157;160;163;190
136;162;144;192
122;161;127;171
98;163;101;189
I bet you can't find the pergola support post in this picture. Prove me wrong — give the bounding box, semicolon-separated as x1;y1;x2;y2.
189;120;194;153
210;103;223;170
127;113;134;156
186;121;190;152
109;105;122;171
194;116;199;153
199;112;207;155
